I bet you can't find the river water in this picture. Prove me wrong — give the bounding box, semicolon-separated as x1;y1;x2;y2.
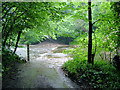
3;41;81;88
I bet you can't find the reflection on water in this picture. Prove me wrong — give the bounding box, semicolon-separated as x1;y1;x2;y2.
4;41;80;88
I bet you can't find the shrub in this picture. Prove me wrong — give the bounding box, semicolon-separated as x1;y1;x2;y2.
2;48;25;75
113;55;120;71
62;56;120;89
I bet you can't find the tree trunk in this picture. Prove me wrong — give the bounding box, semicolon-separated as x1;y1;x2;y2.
91;28;97;65
2;18;8;33
99;53;104;60
88;0;92;63
27;44;30;61
13;31;22;54
92;54;95;65
3;24;13;47
8;38;11;50
109;51;112;64
3;11;23;47
104;52;106;61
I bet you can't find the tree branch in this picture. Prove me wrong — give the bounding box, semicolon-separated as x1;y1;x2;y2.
15;13;24;21
92;19;100;26
99;53;104;60
2;7;18;32
2;5;15;19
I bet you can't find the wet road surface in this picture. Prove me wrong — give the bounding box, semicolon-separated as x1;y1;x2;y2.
3;41;80;88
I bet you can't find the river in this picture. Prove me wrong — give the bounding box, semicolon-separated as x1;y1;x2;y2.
3;41;81;88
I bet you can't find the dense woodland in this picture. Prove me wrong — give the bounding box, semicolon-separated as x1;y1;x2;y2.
2;1;120;89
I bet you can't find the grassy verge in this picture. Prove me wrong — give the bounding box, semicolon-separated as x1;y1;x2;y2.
62;56;120;89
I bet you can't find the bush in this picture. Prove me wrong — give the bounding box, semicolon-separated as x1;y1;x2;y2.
2;48;26;75
113;55;120;71
62;56;120;89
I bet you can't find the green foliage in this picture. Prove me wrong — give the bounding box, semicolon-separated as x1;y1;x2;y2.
20;30;41;45
2;2;69;46
49;16;79;39
62;57;120;89
62;2;120;89
2;2;120;88
2;48;26;75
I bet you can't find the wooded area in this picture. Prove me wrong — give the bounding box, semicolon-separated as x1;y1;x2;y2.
2;1;120;89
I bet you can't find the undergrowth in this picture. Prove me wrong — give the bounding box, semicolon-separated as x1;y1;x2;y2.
62;48;120;89
2;48;26;77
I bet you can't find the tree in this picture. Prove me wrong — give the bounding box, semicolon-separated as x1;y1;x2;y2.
2;2;40;47
2;2;68;53
88;0;93;64
111;2;120;55
13;30;22;54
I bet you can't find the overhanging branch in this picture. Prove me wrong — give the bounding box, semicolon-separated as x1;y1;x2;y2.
2;5;15;19
92;19;100;26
